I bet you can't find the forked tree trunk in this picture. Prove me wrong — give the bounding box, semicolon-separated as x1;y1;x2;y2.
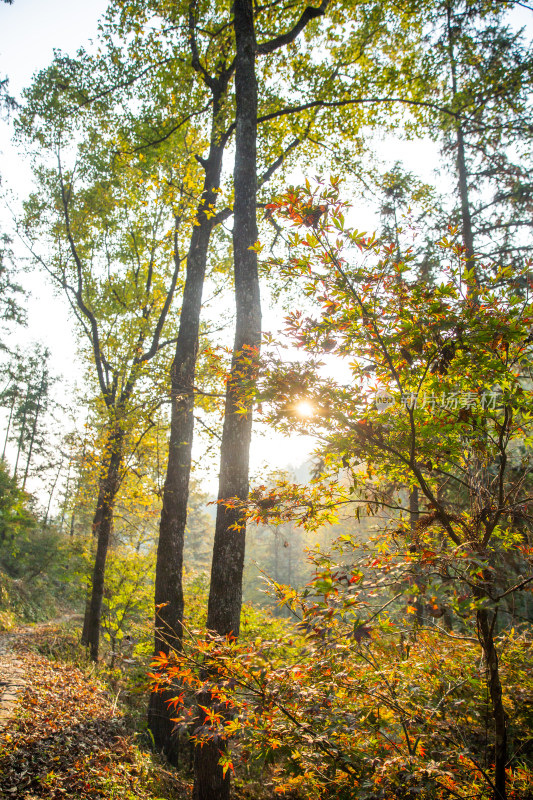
148;127;226;759
81;426;124;661
194;1;260;797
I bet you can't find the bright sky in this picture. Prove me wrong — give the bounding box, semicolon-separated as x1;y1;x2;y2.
1;0;109;94
0;0;110;378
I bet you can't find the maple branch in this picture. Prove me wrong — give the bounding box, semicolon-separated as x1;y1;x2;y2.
315;230;462;546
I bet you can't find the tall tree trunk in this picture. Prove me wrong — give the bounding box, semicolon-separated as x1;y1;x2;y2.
206;0;259;641
477;607;507;800
194;1;260;797
455;123;474;258
446;2;477;285
148;124;226;757
81;426;125;661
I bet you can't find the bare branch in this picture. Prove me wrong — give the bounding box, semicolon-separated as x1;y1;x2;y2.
259;136;301;187
495;574;533;602
257;0;329;55
257;96;462;126
57;153;113;405
189;0;217;90
139;216;186;364
195;414;223;441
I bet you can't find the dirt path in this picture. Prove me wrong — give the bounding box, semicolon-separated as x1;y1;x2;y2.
0;616;81;731
0;627;28;729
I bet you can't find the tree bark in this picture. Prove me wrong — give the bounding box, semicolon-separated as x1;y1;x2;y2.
206;0;259;642
477;607;507;800
194;1;260;797
81;425;125;661
445;2;477;283
409;486;424;627
148;123;226;758
455;123;474;258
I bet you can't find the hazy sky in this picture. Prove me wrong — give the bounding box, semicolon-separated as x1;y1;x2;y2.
0;0;110;365
2;0;109;95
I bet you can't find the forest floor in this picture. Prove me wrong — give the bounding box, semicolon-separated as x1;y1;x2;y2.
0;619;190;799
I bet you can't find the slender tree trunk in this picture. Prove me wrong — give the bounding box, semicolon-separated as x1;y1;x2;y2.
455;124;474;258
477;607;507;800
409;487;424;627
59;461;71;533
81;426;125;661
148;126;226;756
194;2;260;797
206;0;259;642
446;2;477;283
22;370;45;490
2;389;16;461
81;530;95;643
43;455;63;528
409;486;419;531
13;388;29;481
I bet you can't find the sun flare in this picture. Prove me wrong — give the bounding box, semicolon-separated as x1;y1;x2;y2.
294;400;315;419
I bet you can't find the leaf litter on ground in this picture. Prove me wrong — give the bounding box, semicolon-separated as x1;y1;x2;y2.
0;621;189;799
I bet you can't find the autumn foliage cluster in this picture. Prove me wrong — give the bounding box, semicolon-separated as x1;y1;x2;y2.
150;182;533;799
